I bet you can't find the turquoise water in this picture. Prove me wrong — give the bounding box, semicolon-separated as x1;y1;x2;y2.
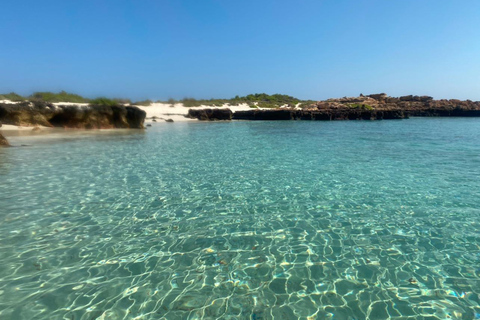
0;118;479;320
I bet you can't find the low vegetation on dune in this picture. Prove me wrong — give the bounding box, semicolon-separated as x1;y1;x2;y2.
0;92;26;101
0;91;316;109
112;98;132;105
157;93;316;109
89;97;119;106
0;91;133;106
132;99;153;106
233;93;301;108
30;91;89;103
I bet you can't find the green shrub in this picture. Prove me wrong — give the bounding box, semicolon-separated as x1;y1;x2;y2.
133;99;153;106
181;98;203;107
0;92;26;101
232;93;301;106
113;98;132;105
347;103;373;110
5;91;315;109
89;97;118;106
256;102;280;108
30;91;89;103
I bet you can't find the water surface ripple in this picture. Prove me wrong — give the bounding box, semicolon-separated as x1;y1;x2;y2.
0;119;479;319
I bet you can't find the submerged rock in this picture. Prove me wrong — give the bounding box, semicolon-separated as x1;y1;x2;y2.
0;133;10;147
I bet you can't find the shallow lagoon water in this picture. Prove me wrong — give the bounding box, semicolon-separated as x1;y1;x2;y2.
0;118;479;320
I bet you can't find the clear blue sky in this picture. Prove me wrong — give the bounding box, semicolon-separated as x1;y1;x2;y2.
1;0;480;101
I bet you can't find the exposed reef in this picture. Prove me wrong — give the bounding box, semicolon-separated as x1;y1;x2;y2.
0;101;146;129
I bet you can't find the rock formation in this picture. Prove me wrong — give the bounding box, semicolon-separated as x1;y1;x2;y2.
234;109;295;120
0;132;10;147
232;109;407;121
0;101;146;129
315;94;480;117
187;94;480;121
187;108;233;120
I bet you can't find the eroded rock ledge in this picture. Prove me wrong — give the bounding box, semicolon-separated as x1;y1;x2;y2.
0;102;146;129
233;109;407;120
187;108;233;121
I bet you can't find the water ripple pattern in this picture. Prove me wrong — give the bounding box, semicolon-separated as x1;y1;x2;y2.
0;119;479;320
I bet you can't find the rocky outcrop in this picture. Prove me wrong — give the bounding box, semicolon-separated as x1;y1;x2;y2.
315;94;480;118
0;102;53;127
233;109;407;121
367;93;388;101
125;106;146;128
399;95;434;102
0;132;9;147
0;102;146;129
234;109;295;120
187;108;233;120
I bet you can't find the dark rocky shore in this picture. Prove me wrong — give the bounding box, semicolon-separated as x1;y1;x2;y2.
187;94;480;121
0;102;146;146
0;101;146;129
233;109;407;121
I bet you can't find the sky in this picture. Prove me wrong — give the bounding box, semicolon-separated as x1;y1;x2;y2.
1;0;480;101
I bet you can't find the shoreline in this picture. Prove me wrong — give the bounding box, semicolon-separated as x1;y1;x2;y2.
2;93;480;135
136;102;270;123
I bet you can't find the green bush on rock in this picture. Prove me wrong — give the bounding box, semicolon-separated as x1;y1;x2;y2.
347;103;374;110
30;91;89;103
89;97;118;106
